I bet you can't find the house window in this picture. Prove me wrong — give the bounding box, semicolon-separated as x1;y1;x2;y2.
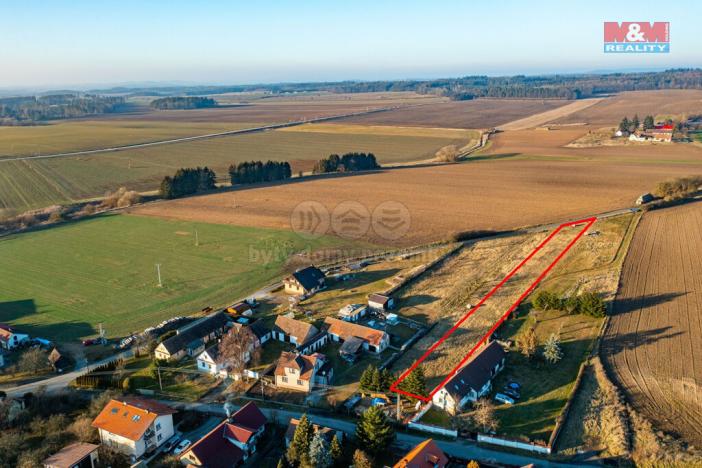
157;434;162;441
297;380;303;386
156;423;161;431
282;376;288;383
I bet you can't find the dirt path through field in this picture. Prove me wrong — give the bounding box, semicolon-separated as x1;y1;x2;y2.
601;201;702;446
497;98;603;131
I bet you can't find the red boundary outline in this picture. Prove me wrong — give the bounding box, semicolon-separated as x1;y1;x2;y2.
390;217;597;402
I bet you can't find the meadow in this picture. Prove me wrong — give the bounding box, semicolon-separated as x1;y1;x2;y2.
0;123;470;211
0;213;370;342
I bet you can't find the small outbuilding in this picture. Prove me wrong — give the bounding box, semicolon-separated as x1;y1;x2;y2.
368;293;394;311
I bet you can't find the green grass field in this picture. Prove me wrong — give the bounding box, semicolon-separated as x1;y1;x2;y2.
0;213;371;342
0;125;471;211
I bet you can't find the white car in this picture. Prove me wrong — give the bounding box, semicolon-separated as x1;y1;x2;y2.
172;439;191;455
494;393;515;405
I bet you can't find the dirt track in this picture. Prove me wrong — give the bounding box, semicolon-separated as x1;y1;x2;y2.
601;201;702;446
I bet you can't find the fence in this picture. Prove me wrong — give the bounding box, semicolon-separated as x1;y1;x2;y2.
408;421;458;438
477;434;551;454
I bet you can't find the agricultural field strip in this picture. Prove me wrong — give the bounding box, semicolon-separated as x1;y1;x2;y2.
391;217;596;401
496;98;603;131
0;105;409;162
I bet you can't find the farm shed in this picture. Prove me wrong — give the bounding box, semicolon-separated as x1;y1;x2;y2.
338;303;368;322
368;293;394;311
432;341;506;415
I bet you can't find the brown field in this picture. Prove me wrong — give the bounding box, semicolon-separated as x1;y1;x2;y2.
553;90;702;126
601;201;702;446
101;92;443;124
497;98;602;131
338;99;571;129
128;154;701;246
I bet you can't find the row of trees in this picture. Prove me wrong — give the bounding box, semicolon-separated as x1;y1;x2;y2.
531;290;607;318
73;359;126;389
282;406;396;468
653;175;702;200
358;365;428;402
150;96;217;109
0;94;124;124
618;114;655;133
159;167;217;199
228;160;292;185
311;152;380;174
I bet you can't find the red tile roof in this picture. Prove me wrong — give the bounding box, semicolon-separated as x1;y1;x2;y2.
91;398;176;441
324;317;387;348
274;352;320;381
393;439;448;468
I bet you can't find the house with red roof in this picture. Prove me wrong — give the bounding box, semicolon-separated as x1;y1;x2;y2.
91;398;176;460
180;402;267;467
393;438;448;468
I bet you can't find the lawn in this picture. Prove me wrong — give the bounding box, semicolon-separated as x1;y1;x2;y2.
126;356;217;401
490;308;603;443
0;124;471;211
0;213;369;342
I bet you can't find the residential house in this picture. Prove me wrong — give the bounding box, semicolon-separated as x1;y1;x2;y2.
432;341;506;415
393;438;448;468
284;417;344;446
324;317;389;353
154;312;230;361
43;442;99;468
273;316;317;346
0;324;29;350
368;293;394;312
338;303;368;322
274;351;333;392
339;336;364;362
233;320;271;347
180;402;267;467
197;346;228;378
92;398;176;459
283;266;325;297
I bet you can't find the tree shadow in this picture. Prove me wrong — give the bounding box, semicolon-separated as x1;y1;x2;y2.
602;325;683;355
0;299;96;342
613;292;687;315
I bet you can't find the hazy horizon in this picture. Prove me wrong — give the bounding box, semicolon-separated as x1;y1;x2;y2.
2;0;699;89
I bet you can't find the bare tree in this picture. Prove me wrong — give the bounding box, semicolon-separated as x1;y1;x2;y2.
471;398;498;433
18;348;47;374
516;326;538;359
218;327;260;378
435;145;460;162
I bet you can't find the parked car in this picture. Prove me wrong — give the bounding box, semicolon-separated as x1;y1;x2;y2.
503;388;520;400
506;381;521;391
173;439;191;455
162;434;181;452
494;393;515;405
82;339;96;346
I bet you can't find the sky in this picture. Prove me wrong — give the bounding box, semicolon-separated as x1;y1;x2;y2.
1;0;699;89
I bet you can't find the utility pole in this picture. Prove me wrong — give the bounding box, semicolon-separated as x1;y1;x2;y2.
156;264;162;287
396;393;401;421
157;367;163;391
194;229;199;247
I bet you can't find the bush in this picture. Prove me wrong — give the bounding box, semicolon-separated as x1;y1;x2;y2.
653;175;702;200
578;292;607;318
435;145;460;162
531;290;606;317
532;291;562;311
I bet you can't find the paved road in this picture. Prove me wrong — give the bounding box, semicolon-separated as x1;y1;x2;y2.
170;400;580;467
0;106;404;162
0;349;132;398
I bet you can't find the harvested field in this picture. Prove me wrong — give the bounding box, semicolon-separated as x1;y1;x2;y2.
0;125;469;211
601;201;702;446
496;98;602;131
553;90;702;126
130;158;702;246
338;99;571;129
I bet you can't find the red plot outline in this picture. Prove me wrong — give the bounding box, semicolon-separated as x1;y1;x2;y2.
390;217;597;402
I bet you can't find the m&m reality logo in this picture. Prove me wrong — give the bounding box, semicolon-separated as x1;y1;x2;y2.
604;22;669;53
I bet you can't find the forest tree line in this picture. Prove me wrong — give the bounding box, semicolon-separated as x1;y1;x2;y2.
228;160;291;185
160;167;217;199
312;152;380;174
0;94;124;124
150;96;217;109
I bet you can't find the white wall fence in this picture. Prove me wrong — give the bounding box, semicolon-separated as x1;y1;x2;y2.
410;402;433;423
408;421;458;438
477;434;551;455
